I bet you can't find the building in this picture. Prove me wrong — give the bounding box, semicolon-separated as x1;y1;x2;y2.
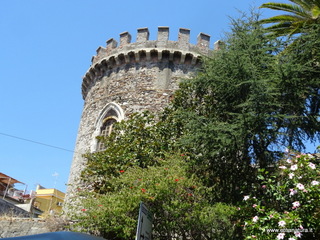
34;185;65;217
65;27;220;206
0;172;42;217
0;172;26;203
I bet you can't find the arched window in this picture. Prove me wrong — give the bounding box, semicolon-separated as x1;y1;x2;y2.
101;116;117;137
97;117;117;151
95;102;124;151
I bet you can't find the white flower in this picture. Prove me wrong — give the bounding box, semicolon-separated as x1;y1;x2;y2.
286;159;292;164
278;220;286;227
243;195;250;201
289;173;295;179
277;233;285;239
297;183;305;190
252;216;259;223
292;201;300;208
294;231;302;238
290;164;298;171
308;162;316;169
279;165;287;169
289;189;297;196
311;180;319;186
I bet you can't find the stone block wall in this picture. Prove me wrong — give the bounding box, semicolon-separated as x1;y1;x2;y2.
0;219;49;238
0;217;68;238
0;199;30;218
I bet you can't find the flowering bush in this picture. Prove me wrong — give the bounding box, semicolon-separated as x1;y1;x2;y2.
238;150;320;239
70;155;236;239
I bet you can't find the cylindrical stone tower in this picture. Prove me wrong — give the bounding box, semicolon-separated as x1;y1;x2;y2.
65;27;216;205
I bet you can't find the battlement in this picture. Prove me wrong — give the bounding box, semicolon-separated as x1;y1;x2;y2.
92;27;211;63
82;27;219;99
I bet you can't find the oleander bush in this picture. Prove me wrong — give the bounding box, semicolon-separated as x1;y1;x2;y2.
71;155;236;239
237;151;320;239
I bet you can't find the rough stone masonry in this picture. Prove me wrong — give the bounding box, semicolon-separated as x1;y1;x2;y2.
0;219;49;238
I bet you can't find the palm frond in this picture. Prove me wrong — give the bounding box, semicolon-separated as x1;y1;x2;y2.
263;22;297;36
260;0;320;37
289;0;314;10
259;14;306;24
288;21;306;34
294;0;320;9
260;3;310;18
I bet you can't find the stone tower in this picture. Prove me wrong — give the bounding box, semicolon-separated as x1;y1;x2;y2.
65;27;216;203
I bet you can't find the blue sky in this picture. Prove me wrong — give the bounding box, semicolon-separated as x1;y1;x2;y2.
0;0;317;194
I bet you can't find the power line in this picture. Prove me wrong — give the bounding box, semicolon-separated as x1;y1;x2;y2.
0;132;75;153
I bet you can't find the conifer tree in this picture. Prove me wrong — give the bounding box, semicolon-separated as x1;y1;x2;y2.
170;11;320;203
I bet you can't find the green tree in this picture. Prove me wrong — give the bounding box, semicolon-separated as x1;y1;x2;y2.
170;12;280;203
80;112;179;194
170;11;320;203
274;24;320;149
259;0;320;37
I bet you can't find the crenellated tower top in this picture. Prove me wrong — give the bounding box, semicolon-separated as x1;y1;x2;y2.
81;27;221;100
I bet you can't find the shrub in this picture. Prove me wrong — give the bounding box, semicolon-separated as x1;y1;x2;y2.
70;155;236;239
238;150;320;239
